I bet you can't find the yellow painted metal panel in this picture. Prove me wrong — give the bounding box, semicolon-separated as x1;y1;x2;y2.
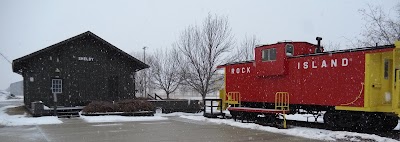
395;41;400;48
218;68;227;110
364;53;383;108
335;106;393;113
218;89;226;110
335;106;372;112
337;48;400;114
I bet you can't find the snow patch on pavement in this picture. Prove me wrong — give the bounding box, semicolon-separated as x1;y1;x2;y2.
91;123;123;127
0;90;23;102
0;105;62;126
180;115;398;142
80;114;168;123
156;112;203;117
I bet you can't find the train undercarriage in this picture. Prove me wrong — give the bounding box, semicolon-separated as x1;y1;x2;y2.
239;102;399;131
324;110;399;131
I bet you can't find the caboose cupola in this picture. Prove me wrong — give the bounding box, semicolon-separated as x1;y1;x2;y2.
254;41;318;76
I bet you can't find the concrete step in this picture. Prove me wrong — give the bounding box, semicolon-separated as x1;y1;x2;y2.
58;115;80;118
57;111;80;118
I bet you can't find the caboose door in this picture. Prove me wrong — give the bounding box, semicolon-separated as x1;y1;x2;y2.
382;58;393;105
392;48;400;112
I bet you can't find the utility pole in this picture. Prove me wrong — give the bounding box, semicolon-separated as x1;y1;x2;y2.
0;52;12;64
143;46;147;97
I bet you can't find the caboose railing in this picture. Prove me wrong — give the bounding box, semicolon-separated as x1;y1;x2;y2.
219;90;241;110
275;92;290;129
275;92;290;110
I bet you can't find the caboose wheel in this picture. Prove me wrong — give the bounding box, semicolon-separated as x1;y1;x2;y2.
323;110;355;130
323;111;337;129
324;111;399;131
373;113;399;131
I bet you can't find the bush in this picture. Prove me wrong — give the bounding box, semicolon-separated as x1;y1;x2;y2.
82;101;115;113
116;100;138;112
117;99;155;112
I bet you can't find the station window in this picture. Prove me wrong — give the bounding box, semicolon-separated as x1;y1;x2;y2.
285;44;294;56
262;48;276;61
51;79;62;93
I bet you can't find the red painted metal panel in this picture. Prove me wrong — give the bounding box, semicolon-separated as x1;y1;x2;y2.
223;42;392;107
291;42;318;55
254;44;287;76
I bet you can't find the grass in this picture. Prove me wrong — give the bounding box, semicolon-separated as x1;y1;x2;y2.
5;106;27;115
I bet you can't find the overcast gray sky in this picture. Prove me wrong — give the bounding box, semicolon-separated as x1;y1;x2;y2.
0;0;397;89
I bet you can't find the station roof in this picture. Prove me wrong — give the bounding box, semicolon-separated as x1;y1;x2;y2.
12;31;149;73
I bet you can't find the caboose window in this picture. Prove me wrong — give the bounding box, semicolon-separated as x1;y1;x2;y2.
270;48;276;60
262;48;276;61
262;49;268;61
384;59;389;80
285;44;294;56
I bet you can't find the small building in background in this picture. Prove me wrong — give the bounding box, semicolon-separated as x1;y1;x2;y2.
12;31;149;108
8;80;23;96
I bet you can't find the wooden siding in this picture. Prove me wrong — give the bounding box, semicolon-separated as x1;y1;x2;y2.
17;33;145;107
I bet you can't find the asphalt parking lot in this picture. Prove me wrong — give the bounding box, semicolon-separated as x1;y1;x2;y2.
0;116;323;142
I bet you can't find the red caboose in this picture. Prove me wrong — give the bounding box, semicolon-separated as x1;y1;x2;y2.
218;38;400;130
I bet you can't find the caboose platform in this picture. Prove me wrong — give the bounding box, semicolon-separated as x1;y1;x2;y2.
228;106;290;129
220;92;291;128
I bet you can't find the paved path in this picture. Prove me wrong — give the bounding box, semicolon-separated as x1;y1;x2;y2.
0;99;323;142
0;100;23;108
0;116;323;142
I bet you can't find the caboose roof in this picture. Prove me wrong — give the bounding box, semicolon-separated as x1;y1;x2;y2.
255;41;316;48
218;43;395;68
217;60;254;68
291;44;395;58
12;31;149;73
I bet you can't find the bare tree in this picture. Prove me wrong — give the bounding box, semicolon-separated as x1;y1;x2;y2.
149;48;183;99
357;4;400;46
176;14;234;100
323;41;341;51
230;35;259;62
130;52;155;98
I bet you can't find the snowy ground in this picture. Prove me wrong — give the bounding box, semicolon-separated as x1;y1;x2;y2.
180;115;399;142
0;90;61;126
0;90;169;126
80;113;168;123
0;105;62;126
0;90;23;102
1;89;399;141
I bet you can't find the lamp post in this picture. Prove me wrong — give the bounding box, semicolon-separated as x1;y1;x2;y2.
143;46;147;97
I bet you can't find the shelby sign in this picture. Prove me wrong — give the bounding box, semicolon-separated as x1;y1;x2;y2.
78;57;94;62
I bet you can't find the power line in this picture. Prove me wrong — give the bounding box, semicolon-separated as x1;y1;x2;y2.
0;52;12;64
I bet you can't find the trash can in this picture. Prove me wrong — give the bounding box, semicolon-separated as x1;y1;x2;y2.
31;101;44;117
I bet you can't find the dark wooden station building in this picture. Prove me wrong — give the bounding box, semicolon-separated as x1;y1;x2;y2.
12;31;149;108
